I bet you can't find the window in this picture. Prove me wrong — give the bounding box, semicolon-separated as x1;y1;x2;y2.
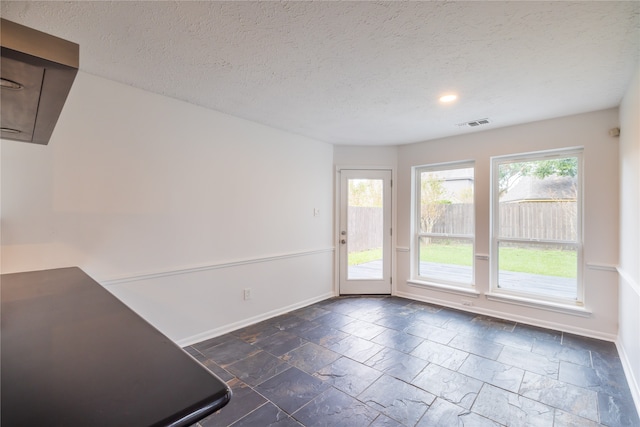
414;162;475;286
491;149;582;304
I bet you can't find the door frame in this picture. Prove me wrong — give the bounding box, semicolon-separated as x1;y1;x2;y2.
334;166;395;295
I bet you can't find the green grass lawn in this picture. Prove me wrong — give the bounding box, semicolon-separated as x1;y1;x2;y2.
349;244;576;278
497;246;576;278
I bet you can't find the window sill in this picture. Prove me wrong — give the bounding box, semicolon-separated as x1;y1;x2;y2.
407;279;480;298
485;292;591;317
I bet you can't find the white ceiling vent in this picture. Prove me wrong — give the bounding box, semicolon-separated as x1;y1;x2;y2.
457;118;491;128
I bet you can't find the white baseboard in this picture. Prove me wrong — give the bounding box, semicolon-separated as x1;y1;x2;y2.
176;291;335;347
616;338;640;416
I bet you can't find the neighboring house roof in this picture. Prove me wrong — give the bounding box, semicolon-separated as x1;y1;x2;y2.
501;176;576;203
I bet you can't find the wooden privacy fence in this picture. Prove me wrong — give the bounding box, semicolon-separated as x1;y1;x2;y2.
429;202;577;241
497;202;577;241
348;206;383;252
430;204;474;235
348;202;578;253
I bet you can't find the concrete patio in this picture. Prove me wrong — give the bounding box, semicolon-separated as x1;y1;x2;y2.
349;260;577;300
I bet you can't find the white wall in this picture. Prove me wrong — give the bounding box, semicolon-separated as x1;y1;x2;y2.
1;72;335;344
395;109;621;339
334;145;398;168
618;63;640;409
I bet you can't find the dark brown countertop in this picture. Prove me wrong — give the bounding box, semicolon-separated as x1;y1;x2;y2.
1;267;231;426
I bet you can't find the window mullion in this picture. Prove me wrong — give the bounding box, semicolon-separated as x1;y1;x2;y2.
497;237;578;246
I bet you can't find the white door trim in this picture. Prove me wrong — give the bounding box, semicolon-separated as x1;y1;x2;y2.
336;168;392;295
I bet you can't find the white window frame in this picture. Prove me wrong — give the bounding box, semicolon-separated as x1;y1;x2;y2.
490;148;584;306
411;161;475;289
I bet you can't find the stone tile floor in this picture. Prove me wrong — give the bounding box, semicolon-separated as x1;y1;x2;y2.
185;296;639;426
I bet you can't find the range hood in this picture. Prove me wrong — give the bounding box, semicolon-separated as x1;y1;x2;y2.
1;18;79;145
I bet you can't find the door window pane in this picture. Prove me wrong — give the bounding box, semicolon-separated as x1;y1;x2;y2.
348;179;384;280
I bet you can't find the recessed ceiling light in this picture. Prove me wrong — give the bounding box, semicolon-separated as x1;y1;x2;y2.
439;94;458;103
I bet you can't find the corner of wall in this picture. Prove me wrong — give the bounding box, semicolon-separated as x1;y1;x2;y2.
617;61;640;413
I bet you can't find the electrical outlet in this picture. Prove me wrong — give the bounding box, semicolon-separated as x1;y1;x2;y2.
243;288;251;300
461;299;473;307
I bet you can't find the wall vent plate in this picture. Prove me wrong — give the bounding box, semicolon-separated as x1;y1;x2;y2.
456;118;491;128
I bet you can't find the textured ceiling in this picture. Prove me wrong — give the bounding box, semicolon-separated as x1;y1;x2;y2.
1;1;639;145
